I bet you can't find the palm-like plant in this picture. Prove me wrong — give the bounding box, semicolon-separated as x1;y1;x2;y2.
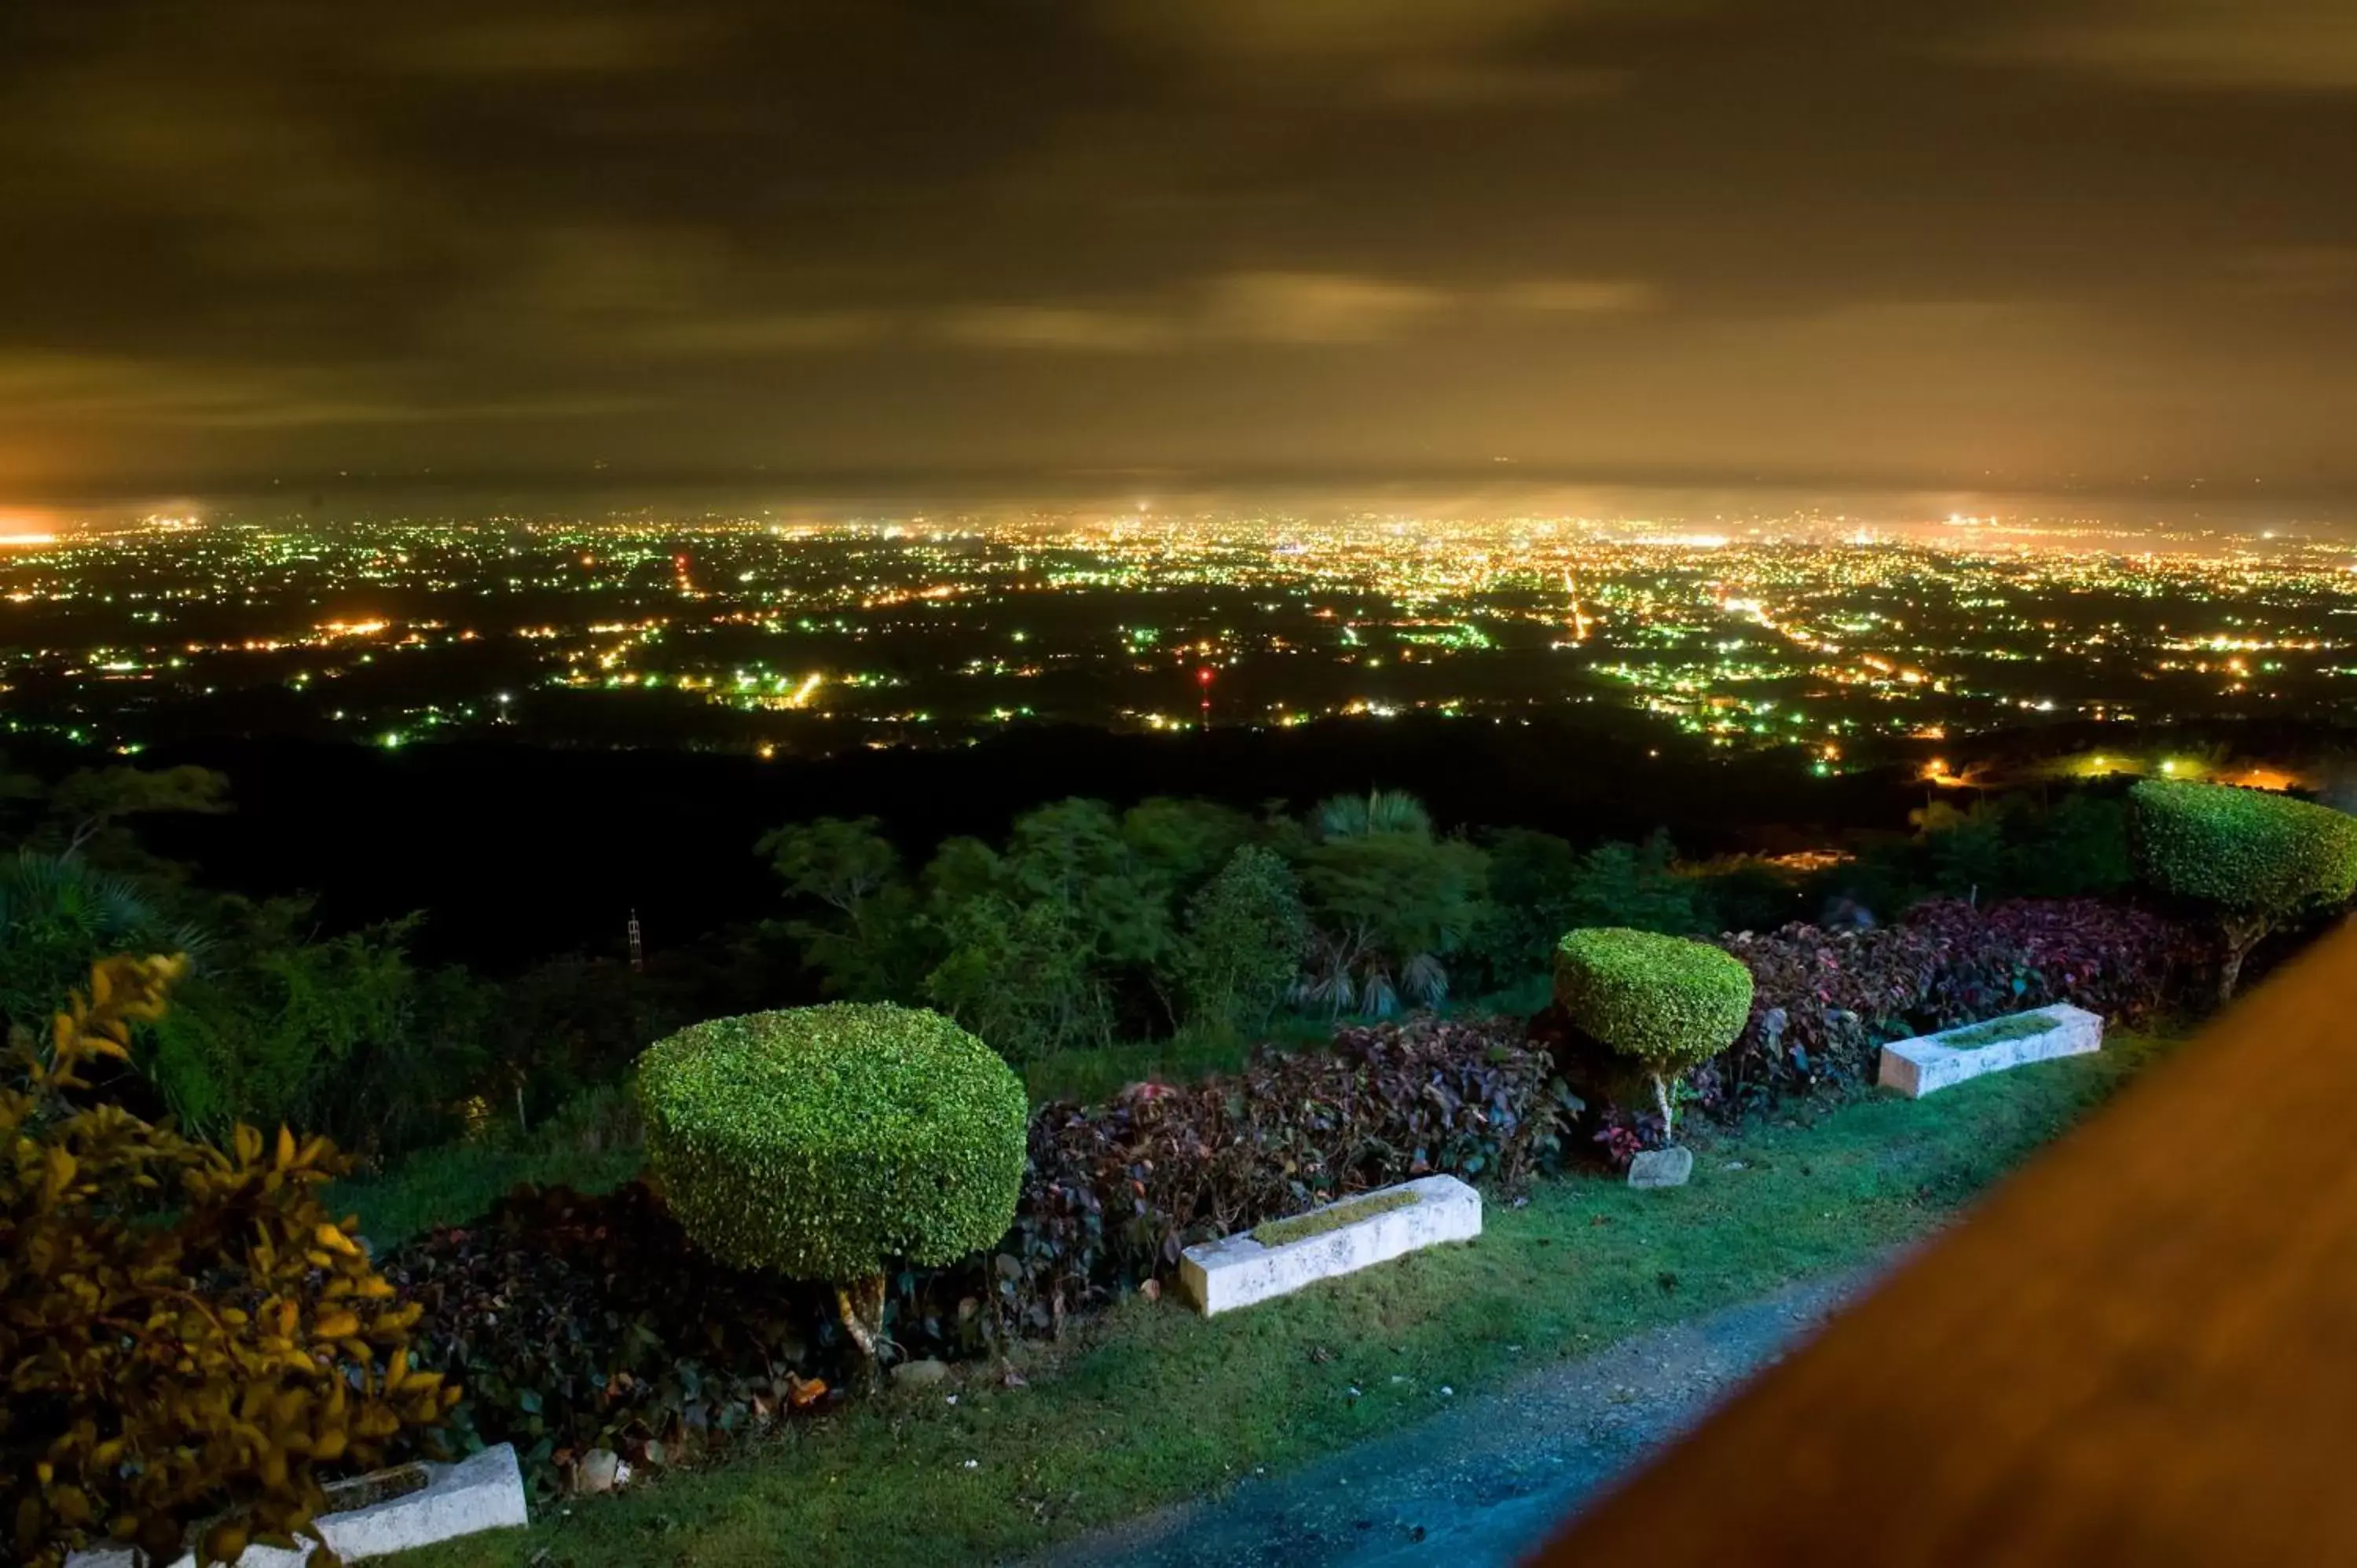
1287;910;1455;1020
1315;789;1433;841
0;851;200;1030
1291;790;1481;1020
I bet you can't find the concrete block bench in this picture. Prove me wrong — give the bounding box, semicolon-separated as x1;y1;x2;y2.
1179;1174;1482;1317
1878;1004;2104;1099
70;1444;528;1568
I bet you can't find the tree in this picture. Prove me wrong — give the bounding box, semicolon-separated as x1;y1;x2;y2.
759;815;900;910
2130;779;2357;999
1914;799;2011;901
1120;797;1252;899
635;1004;1025;1373
1179;845;1310;1037
758;817;932;1001
1472;828;1585;987
489;951;684;1116
2022;793;2132;899
5;956;454;1568
924;800;1181;1050
1003;801;1170;958
1470;830;1717;987
1912;793;2132;904
46;765;229;862
925;892;1105;1060
1554;927;1754;1138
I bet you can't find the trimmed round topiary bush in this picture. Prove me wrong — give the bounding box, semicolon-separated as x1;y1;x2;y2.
2130;779;2357;998
636;1002;1027;1361
1555;927;1754;1138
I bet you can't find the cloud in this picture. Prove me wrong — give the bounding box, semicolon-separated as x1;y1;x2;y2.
0;351;643;429
1494;278;1662;313
929;270;1657;354
2222;247;2357;299
929;272;1446;353
1113;0;1572;61
937;305;1178;353
5;0;2355;494
634;311;894;354
1197;271;1449;343
389;11;713;76
1364;61;1624;108
2000;0;2357;89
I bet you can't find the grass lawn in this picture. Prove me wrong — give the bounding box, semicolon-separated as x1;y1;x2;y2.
387;1028;2178;1568
339;1141;644;1249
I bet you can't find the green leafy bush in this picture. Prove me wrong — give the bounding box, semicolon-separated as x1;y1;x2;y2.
2130;779;2357;996
149;909;489;1157
636;1004;1026;1358
1554;928;1752;1135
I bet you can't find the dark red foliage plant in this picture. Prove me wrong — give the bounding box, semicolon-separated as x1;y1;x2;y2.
1709;897;2194;1108
1001;1014;1573;1331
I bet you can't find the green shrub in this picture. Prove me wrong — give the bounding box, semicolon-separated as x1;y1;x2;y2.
1554;927;1753;1136
2129;779;2357;997
635;1003;1026;1359
1180;844;1311;1036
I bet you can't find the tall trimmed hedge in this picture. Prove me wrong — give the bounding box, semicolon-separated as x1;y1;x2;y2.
2130;779;2357;914
2130;779;2357;996
1555;928;1753;1134
636;1004;1026;1282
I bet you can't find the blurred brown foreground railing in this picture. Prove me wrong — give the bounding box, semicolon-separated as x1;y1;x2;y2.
1534;915;2357;1568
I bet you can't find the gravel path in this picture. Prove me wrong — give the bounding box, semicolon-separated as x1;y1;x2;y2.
1025;1262;1887;1568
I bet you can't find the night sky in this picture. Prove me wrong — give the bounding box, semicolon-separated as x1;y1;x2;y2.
5;1;2355;501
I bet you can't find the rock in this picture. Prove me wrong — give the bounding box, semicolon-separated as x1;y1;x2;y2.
577;1448;623;1494
892;1357;950;1388
1628;1147;1694;1189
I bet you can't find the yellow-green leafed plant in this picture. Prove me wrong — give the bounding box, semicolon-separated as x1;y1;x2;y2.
2130;779;2357;999
3;956;456;1568
635;1003;1027;1363
1554;928;1754;1138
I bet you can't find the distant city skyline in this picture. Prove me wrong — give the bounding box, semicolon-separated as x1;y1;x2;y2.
9;507;2355;764
10;483;2357;555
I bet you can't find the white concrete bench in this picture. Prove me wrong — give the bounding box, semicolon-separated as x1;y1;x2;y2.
1878;1004;2105;1099
69;1445;527;1568
1178;1174;1483;1317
